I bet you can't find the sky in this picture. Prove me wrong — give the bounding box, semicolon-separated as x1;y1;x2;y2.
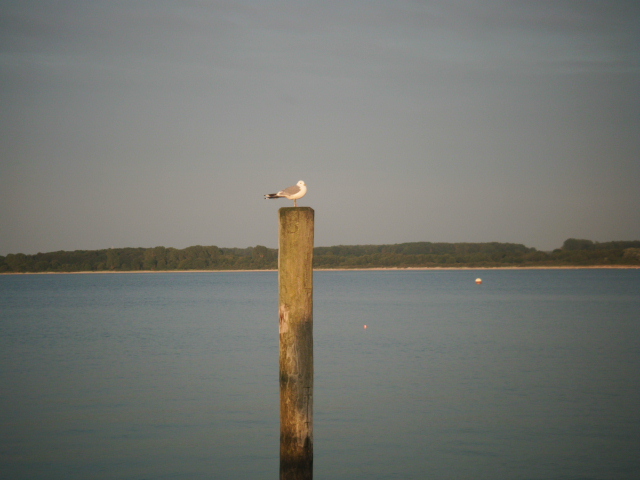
1;0;639;256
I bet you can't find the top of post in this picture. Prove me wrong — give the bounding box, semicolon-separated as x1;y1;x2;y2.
279;207;314;214
279;207;315;232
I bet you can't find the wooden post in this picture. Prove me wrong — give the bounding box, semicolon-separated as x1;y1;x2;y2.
279;207;314;480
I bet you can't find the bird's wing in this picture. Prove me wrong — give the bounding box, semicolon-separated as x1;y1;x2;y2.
280;185;301;195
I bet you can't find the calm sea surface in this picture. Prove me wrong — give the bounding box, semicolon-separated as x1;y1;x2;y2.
1;269;639;479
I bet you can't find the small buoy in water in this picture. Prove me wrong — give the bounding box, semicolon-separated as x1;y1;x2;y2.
364;325;367;329
475;278;482;285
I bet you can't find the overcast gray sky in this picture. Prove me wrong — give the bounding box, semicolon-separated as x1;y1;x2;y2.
1;0;639;256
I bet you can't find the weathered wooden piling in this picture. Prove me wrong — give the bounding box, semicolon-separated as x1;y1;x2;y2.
278;207;314;480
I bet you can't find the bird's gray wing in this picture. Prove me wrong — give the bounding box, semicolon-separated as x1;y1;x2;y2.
280;185;301;195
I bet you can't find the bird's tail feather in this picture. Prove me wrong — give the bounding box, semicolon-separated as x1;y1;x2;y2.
264;194;280;199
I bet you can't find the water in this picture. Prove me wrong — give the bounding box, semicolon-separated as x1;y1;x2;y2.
1;269;639;479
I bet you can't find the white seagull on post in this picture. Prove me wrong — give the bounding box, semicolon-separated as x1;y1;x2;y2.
264;180;307;207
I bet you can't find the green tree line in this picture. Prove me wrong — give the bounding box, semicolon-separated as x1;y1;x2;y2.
1;239;639;273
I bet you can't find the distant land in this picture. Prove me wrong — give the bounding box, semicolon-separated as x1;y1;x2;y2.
2;239;640;273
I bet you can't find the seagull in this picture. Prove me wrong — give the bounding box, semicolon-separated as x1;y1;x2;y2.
264;180;307;207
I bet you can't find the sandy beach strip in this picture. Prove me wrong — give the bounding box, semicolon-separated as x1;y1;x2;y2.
2;265;639;275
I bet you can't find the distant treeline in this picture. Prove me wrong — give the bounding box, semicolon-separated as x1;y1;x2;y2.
1;239;639;273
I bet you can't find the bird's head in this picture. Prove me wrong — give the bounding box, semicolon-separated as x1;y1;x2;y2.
297;180;306;186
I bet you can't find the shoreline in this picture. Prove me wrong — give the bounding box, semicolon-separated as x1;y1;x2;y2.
2;265;639;275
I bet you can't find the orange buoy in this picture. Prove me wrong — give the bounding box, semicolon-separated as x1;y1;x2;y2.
475;278;482;285
364;325;367;329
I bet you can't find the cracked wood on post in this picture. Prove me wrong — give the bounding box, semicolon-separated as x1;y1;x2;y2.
279;207;314;480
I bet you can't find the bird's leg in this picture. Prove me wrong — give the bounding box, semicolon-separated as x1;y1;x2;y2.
294;199;298;207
